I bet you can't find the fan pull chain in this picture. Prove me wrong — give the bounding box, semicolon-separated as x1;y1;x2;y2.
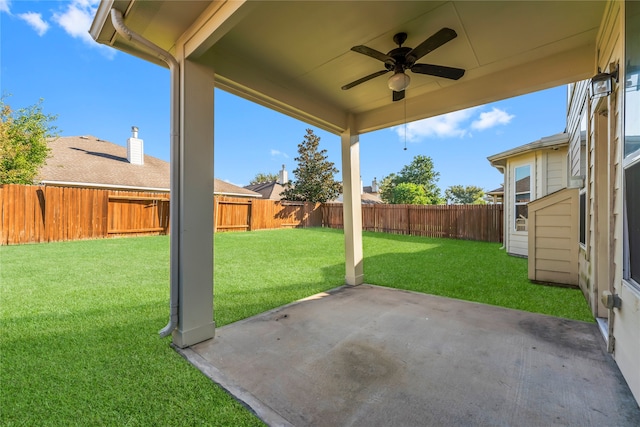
403;96;408;150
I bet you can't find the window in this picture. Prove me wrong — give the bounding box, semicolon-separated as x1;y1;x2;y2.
623;0;640;288
578;109;587;247
514;165;531;231
625;162;640;285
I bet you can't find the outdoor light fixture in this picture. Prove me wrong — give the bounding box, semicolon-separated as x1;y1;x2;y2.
388;72;411;92
590;63;619;100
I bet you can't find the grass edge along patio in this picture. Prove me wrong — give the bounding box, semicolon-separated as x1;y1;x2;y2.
0;228;594;426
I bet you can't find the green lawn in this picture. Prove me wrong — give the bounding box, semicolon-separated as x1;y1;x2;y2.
0;228;592;425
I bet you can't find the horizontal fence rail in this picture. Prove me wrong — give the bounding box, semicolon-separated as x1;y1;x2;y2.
0;185;323;245
1;184;502;245
323;203;503;243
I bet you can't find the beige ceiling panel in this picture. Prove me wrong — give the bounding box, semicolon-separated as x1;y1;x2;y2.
455;1;605;65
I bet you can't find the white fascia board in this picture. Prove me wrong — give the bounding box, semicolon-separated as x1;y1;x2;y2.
487;133;570;166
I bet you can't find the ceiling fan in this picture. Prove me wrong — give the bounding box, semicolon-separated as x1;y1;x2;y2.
341;28;465;102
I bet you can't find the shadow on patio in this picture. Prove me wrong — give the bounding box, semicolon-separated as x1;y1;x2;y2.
178;285;640;426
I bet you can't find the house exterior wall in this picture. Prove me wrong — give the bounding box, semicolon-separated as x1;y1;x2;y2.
604;0;640;403
504;148;568;257
568;0;640;404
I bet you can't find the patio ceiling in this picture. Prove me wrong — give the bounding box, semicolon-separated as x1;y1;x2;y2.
91;0;605;135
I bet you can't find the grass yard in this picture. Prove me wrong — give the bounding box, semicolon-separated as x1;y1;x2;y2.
0;228;592;425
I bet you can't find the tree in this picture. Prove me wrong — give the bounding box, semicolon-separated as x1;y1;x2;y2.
1;98;57;184
250;172;278;185
391;182;430;204
378;174;398;204
445;185;486;205
379;155;443;204
281;128;342;203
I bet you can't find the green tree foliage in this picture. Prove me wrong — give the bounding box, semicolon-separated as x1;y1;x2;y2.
390;182;430;204
445;185;486;205
249;172;278;185
378;174;397;204
379;155;443;204
1;99;57;184
281;129;342;203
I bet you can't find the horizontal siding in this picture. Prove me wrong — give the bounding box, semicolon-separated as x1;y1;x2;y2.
536;259;572;273
536;247;571;262
535;215;571;227
528;188;578;286
536;236;571;249
535;226;571;239
535;202;572;216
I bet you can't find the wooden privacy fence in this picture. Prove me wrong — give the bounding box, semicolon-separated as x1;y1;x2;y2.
0;184;171;245
323;203;503;243
0;185;322;245
1;185;501;245
215;197;322;232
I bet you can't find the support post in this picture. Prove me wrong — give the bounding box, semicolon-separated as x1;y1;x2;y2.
341;126;364;285
172;59;216;348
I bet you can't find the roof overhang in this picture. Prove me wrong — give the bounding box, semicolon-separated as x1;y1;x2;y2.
487;132;570;168
90;0;606;135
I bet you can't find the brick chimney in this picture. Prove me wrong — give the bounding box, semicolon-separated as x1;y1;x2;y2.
127;126;144;165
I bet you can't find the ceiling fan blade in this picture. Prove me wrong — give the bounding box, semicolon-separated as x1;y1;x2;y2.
411;63;465;80
393;90;405;102
407;28;457;63
341;70;390;90
351;45;394;63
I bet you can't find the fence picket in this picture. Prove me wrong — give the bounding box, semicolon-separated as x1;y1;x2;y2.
1;184;502;245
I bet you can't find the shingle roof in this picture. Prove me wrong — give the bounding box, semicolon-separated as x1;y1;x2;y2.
244;181;286;200
36;135;260;197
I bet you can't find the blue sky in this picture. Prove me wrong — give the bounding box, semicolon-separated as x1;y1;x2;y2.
1;0;569;193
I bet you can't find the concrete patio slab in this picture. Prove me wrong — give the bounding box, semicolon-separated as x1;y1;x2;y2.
178;285;640;426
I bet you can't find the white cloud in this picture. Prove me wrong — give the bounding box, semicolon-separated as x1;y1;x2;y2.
52;0;114;58
270;149;289;158
471;107;514;130
394;108;477;142
52;2;94;42
17;12;49;36
0;0;10;14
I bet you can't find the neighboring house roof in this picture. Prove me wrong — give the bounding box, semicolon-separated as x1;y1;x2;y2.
515;176;531;194
332;192;384;204
486;185;504;196
487;132;569;168
36;135;261;198
244;181;286;200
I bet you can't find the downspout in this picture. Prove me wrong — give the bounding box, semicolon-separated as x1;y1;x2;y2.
110;8;180;337
494;164;507;250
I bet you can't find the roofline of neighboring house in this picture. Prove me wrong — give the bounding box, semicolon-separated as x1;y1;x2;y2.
38;180;171;193
38;180;263;198
487;132;569;168
216;192;262;198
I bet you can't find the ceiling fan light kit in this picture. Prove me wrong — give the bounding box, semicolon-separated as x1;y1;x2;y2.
388;72;411;91
343;28;465;101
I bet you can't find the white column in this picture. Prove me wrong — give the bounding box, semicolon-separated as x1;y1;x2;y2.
172;59;215;348
341;126;364;285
